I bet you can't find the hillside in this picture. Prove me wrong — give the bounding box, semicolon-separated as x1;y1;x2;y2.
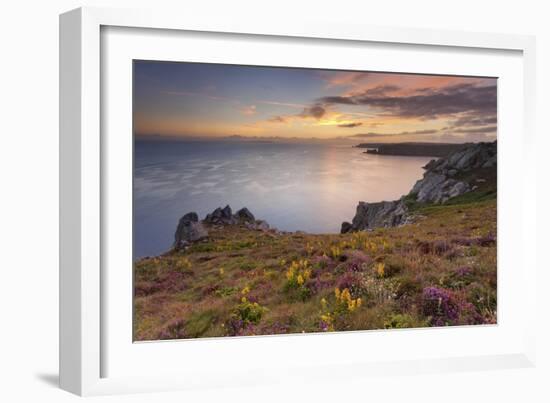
134;200;496;340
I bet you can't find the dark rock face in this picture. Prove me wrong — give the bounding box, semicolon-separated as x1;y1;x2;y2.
340;221;353;234
341;200;409;233
204;205;237;225
410;141;496;204
234;207;255;223
174;212;208;249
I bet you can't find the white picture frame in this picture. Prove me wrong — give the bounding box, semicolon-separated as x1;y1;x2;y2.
59;6;537;396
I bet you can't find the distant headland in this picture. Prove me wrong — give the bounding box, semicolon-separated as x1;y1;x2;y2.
355;142;472;157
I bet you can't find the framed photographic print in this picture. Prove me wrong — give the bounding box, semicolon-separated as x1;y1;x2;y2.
60;7;537;396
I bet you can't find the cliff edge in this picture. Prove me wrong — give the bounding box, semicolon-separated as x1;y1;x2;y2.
341;141;497;233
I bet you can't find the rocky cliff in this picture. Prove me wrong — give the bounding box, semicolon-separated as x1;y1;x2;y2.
341;141;497;233
410;141;496;204
340;200;409;233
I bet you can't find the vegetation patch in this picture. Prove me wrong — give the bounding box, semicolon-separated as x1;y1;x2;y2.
134;198;496;340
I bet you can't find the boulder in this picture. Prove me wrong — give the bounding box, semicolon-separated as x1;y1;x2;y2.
340;221;353;234
204;205;236;225
234;207;255;223
256;220;270;230
246;220;270;231
174;212;208;249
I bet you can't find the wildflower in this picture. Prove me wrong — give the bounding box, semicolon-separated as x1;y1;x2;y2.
241;285;250;295
285;259;311;292
421;286;460;326
376;262;385;278
219;268;225;276
286;267;295;281
330;246;342;259
335;287;362;313
297;274;304;285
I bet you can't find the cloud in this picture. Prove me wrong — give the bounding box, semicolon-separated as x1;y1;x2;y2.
319;71;370;88
300;104;326;119
268;116;286;123
363;84;401;97
452;126;497;134
350;129;439;138
318;83;497;121
259;100;305;109
447;114;497;128
349;126;497;143
337;122;363;128
241;105;257;116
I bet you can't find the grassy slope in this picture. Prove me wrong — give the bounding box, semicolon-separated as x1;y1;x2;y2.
134;192;497;340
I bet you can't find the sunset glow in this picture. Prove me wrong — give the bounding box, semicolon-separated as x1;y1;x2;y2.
134;61;497;143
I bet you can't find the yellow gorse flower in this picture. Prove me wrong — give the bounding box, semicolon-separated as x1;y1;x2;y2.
335;287;362;313
297;274;304;285
376;262;385;278
330;245;342;259
285;259;311;286
320;288;362;331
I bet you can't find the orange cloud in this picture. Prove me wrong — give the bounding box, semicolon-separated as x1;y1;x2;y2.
241;105;257;116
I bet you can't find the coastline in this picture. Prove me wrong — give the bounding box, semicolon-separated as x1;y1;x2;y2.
133;141;497;340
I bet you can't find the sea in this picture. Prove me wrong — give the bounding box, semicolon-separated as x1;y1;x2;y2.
134;139;432;259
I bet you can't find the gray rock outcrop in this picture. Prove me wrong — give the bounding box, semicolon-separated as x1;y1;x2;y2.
409;141;496;203
410;172;471;203
341;200;409;233
246;220;270;231
234;207;255;223
204;205;237;225
203;205;265;227
174;212;208;249
174;206;270;249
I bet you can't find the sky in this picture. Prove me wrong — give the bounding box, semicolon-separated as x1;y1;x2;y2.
134;61;497;143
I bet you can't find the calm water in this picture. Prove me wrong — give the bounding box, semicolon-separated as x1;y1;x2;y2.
134;139;432;259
